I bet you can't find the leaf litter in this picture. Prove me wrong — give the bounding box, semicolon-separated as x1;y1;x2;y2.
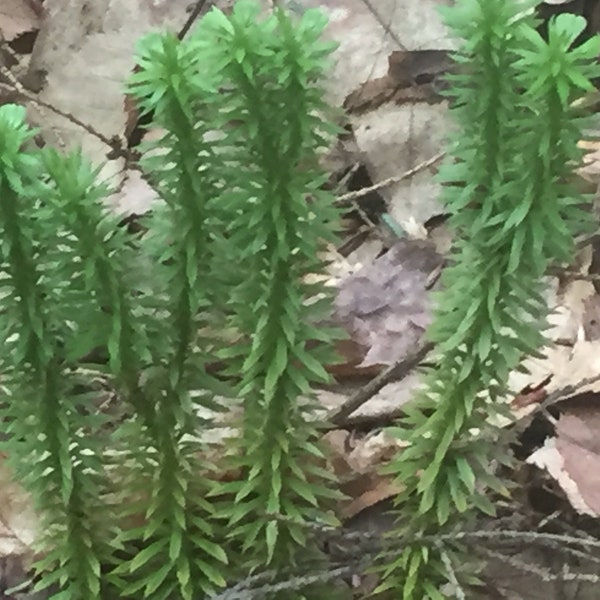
2;0;600;598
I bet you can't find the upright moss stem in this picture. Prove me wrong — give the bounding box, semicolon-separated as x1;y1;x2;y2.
380;3;600;597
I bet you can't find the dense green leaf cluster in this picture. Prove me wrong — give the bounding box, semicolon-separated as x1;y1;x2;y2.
193;3;343;574
0;2;340;599
380;1;600;597
3;0;593;597
0;112;130;597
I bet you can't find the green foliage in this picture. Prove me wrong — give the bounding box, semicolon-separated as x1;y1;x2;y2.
379;1;600;597
6;1;593;597
193;3;343;577
0;106;114;598
0;2;339;599
108;28;230;600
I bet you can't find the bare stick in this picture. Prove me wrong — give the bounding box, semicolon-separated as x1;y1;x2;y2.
0;66;125;157
328;340;433;426
178;0;210;40
336;152;445;205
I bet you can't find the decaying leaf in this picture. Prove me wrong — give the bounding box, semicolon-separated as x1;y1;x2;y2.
527;399;600;517
322;429;404;520
335;238;442;367
24;0;194;168
344;49;454;115
0;459;39;593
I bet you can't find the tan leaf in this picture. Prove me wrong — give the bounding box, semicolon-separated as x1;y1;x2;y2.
0;0;39;42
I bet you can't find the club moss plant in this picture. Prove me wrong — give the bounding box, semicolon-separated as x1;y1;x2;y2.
196;2;343;572
378;2;600;597
0;0;597;598
0;2;341;599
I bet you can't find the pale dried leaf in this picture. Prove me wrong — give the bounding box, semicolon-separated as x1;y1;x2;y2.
0;461;38;557
352;103;451;226
554;407;600;516
0;0;39;42
25;0;192;172
507;278;600;407
289;0;454;226
578;140;600;183
293;0;455;105
107;170;159;216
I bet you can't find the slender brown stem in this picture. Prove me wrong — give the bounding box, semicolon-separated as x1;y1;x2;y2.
328;340;433;426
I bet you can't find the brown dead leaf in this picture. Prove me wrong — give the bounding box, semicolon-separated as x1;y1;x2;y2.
322;429;405;519
344;75;432;114
343;75;394;115
295;0;455;107
387;49;455;87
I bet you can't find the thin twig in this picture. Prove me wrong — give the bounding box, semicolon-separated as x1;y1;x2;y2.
212;565;356;600
330;405;405;430
178;0;210;40
359;0;407;51
328;340;433;426
210;522;600;598
437;543;466;600
336;151;445;205
541;536;600;567
480;547;600;584
441;530;600;550
334;161;361;194
0;72;125;157
535;372;600;413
